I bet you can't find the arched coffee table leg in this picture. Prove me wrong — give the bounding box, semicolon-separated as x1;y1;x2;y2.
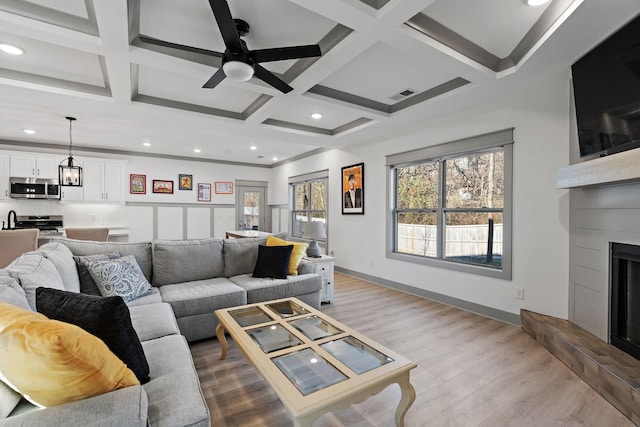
216;323;228;360
395;373;416;427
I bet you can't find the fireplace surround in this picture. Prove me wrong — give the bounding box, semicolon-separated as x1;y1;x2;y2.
610;242;640;360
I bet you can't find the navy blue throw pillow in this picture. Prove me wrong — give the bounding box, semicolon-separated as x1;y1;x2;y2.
252;245;294;279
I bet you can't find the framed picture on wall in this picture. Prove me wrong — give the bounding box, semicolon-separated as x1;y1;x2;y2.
215;181;233;194
341;162;364;214
179;174;193;190
130;174;146;194
153;179;174;194
198;183;211;202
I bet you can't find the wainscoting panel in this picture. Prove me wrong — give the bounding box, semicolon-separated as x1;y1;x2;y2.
213;207;235;239
125;206;154;243
157;206;184;240
187;207;211;239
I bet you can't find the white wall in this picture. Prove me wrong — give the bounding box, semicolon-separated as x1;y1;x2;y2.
0;152;272;241
272;74;572;319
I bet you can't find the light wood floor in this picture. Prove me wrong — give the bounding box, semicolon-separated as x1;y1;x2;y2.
190;273;634;427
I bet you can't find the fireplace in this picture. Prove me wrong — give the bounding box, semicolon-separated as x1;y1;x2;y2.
610;242;640;360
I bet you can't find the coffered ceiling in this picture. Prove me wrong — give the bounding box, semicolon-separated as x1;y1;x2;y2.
0;0;638;165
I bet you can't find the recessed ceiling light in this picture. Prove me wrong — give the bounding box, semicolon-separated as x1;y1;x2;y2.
249;145;257;150
272;156;278;161
142;142;151;147
0;44;24;55
310;112;323;119
193;148;201;153
526;0;550;5
23;129;36;134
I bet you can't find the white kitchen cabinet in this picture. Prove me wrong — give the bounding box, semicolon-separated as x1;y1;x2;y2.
60;186;84;201
0;154;9;199
10;154;61;179
82;159;125;202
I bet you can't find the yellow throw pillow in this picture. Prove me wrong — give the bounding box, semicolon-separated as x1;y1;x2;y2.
0;302;139;408
266;235;308;276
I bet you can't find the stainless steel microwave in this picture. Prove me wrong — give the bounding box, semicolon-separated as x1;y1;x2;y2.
10;177;60;199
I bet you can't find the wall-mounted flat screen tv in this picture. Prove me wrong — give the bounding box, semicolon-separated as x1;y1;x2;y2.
572;13;640;158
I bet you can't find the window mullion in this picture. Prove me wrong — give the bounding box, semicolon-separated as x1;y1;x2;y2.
437;159;445;259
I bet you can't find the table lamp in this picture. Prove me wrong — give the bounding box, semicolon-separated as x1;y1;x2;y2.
303;222;326;258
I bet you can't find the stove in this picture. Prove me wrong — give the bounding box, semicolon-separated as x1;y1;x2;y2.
15;215;63;231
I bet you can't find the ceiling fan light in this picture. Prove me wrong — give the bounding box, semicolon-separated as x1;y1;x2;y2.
223;61;254;81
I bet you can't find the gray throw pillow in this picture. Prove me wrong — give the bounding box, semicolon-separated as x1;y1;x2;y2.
87;255;154;302
73;252;121;296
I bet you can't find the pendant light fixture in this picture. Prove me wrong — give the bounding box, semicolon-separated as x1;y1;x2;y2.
58;116;83;187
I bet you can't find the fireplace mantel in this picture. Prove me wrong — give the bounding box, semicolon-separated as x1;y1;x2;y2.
556;148;640;189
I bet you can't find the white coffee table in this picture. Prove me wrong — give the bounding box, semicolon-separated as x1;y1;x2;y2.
215;297;417;427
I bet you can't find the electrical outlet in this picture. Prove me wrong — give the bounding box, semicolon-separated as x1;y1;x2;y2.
514;287;524;300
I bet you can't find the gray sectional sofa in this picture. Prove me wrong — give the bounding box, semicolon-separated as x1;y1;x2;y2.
0;236;322;426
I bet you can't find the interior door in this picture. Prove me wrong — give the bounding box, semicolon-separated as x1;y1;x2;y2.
236;185;266;231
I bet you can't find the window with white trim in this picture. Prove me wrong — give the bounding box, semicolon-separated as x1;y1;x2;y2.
387;129;513;279
289;171;328;242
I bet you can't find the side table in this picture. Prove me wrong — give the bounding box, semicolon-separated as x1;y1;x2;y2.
302;254;335;304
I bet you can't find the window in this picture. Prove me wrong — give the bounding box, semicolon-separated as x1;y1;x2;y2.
387;129;512;279
289;171;328;241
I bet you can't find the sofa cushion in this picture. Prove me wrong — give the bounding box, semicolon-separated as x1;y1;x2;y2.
158;278;246;318
0;380;21;419
0;302;139;408
36;288;150;384
223;236;268;277
37;242;80;293
141;335;209;427
230;273;321;304
87;255;155;303
0;274;30;310
73;252;121;296
1;385;148;426
6;253;65;310
54;238;153;283
266;235;308;276
129;303;180;341
152;238;224;286
252;244;293;279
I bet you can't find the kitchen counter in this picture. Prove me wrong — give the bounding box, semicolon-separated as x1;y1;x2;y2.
36;227;130;246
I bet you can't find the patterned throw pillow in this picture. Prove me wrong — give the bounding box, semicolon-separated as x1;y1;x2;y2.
73;252;121;296
87;255;154;303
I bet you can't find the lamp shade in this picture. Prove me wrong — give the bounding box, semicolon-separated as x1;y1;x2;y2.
222;61;254;81
303;221;326;240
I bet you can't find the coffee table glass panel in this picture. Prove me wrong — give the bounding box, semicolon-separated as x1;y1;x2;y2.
266;300;310;318
289;315;343;341
229;306;272;327
321;336;394;375
273;348;348;395
248;324;302;353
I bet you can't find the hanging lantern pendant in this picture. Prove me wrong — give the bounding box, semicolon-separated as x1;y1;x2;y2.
59;116;83;187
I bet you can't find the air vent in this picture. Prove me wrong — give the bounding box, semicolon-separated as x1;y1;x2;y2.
389;89;416;101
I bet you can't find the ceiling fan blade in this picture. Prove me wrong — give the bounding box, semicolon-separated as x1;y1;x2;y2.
209;0;243;52
253;64;293;94
202;68;227;89
251;45;322;63
139;35;223;57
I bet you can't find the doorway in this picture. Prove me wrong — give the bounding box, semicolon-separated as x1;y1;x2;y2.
235;181;267;231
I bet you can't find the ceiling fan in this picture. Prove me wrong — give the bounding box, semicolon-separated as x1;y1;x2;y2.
139;0;322;94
